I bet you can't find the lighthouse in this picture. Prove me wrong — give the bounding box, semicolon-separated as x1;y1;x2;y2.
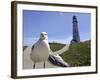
71;16;80;44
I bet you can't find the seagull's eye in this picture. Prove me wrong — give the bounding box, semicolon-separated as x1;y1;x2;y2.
41;34;44;37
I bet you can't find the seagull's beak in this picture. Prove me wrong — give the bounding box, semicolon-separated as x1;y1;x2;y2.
40;32;48;40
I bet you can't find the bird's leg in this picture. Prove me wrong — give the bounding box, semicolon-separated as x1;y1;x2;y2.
43;62;45;68
33;63;36;69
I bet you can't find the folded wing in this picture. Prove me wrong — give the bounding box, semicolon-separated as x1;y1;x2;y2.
48;54;70;67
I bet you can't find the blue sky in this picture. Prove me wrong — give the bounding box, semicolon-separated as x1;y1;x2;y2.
23;10;91;46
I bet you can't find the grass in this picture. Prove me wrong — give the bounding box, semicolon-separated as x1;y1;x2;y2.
49;42;65;51
49;41;91;67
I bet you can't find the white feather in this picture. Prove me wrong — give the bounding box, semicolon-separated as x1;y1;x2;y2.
30;32;50;63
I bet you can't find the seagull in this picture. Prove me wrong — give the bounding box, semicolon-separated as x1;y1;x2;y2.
30;32;70;68
30;32;50;68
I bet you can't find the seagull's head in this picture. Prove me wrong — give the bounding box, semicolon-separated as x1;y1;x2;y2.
40;32;48;40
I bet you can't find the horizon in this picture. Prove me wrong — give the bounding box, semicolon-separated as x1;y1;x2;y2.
23;39;90;46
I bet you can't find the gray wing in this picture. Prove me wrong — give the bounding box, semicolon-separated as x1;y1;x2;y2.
48;54;70;67
30;44;35;60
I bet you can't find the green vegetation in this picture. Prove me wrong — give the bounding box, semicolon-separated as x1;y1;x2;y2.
49;41;91;67
49;42;65;51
